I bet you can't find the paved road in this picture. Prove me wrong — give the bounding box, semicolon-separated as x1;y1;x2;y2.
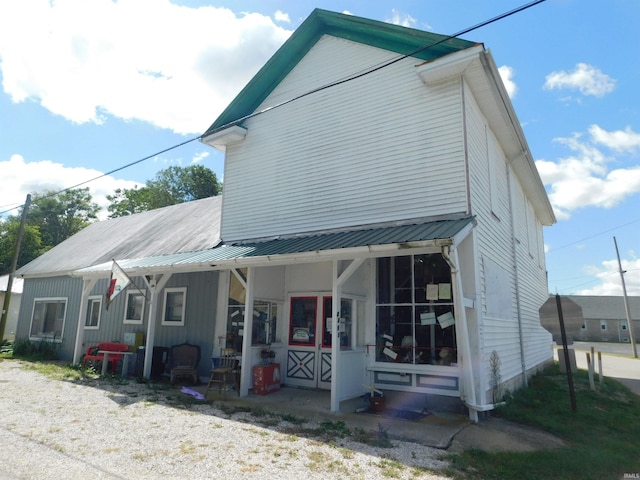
555;342;640;395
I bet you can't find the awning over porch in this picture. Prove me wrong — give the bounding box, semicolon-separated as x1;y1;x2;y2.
73;215;475;277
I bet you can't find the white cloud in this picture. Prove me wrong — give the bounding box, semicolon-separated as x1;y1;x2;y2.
589;125;640;154
578;256;640;295
192;151;210;164
0;154;139;221
544;63;615;97
498;65;517;98
0;0;292;135
535;125;640;219
386;9;417;28
274;10;290;23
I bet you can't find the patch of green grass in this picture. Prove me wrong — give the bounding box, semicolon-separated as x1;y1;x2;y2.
351;424;393;448
318;420;350;437
22;360;95;381
448;363;640;480
377;457;403;478
217;403;253;415
279;413;306;425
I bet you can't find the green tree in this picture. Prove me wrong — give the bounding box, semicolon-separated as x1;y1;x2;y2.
105;186;158;217
0;217;44;274
28;188;100;248
107;165;221;218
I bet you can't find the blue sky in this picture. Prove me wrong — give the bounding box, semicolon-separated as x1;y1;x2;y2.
1;0;639;296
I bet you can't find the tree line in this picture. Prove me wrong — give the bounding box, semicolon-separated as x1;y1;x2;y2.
0;165;221;274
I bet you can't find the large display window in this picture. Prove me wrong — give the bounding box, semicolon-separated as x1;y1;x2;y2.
376;254;457;366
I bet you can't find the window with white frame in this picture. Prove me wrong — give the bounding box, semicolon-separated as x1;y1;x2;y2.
600;320;607;331
376;254;456;366
621;323;628;331
85;295;102;329
124;290;145;324
252;299;279;345
581;322;587;331
225;270;280;351
162;287;186;326
30;298;67;340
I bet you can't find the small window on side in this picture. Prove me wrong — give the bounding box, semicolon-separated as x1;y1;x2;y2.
124;291;146;324
162;287;186;326
85;295;102;329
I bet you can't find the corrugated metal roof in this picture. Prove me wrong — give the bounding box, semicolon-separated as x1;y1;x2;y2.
18;196;222;277
225;216;474;257
76;215;475;276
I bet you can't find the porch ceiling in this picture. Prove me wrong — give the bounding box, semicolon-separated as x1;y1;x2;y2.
74;215;475;278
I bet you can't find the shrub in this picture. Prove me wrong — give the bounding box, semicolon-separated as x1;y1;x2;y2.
0;339;13;355
12;337;60;360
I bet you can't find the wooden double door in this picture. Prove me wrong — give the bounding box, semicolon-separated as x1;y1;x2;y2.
285;295;354;389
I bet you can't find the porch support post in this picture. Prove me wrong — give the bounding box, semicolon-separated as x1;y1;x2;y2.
72;277;97;365
142;273;172;379
239;267;254;397
442;246;479;422
330;260;341;413
330;258;365;413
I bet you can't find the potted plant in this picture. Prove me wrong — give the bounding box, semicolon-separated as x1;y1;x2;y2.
259;347;276;365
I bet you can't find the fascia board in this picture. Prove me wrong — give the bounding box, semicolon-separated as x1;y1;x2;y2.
415;44;484;85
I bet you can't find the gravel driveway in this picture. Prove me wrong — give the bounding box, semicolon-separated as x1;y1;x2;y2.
0;360;451;480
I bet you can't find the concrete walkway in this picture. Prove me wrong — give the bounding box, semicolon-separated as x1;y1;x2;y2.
203;385;473;449
206;342;639;452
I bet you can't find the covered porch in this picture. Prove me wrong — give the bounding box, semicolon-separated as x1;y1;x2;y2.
72;214;481;419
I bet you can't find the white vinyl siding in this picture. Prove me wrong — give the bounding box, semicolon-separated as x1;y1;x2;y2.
464;80;551;388
221;36;468;241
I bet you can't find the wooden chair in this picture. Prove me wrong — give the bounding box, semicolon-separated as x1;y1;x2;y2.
168;343;201;385
206;348;239;396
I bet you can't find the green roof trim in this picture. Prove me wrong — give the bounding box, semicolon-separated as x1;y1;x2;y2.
202;9;478;136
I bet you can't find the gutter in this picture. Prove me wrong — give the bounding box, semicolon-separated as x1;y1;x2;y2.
72;238;455;279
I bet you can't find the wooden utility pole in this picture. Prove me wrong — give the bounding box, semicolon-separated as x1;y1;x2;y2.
555;294;577;412
0;194;31;342
613;237;637;359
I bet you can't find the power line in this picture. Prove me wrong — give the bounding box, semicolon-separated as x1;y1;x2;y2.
201;0;548;139
2;0;548;217
546;216;640;254
0;135;201;217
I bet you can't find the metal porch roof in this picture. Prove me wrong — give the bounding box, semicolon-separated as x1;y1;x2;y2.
75;215;475;276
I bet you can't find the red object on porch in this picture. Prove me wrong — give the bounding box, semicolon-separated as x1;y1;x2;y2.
370;395;385;412
83;342;130;373
253;363;281;395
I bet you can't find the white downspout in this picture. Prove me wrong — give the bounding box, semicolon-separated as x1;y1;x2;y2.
506;168;528;387
441;246;479;422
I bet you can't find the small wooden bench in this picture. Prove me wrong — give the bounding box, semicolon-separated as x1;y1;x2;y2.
83;342;131;374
